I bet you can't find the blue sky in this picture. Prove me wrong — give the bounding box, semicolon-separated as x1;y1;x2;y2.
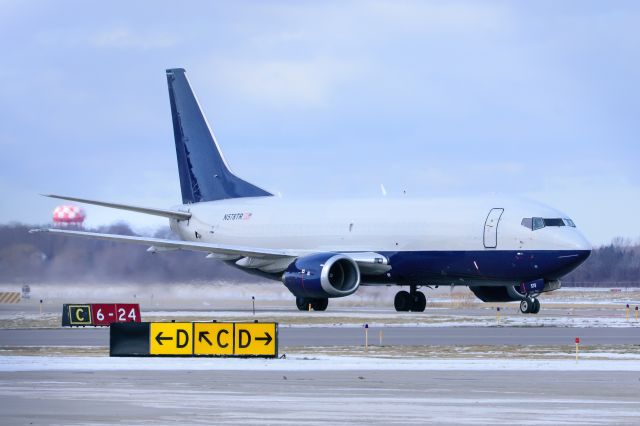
0;1;638;245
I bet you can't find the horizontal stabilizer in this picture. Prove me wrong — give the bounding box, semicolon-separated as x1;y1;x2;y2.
42;194;191;221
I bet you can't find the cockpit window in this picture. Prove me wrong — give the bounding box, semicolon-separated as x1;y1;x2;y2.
522;217;576;230
543;218;564;227
532;217;545;230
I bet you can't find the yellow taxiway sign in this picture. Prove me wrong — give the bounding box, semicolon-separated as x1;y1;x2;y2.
150;322;193;355
234;322;277;357
141;322;278;357
193;322;234;355
68;305;92;325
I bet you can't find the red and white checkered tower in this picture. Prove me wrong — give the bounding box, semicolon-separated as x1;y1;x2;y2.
52;205;86;228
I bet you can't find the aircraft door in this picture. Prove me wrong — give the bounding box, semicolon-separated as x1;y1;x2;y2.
483;208;504;248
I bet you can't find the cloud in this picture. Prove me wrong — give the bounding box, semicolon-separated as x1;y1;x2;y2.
366;1;513;35
209;57;359;107
33;27;179;50
90;27;179;49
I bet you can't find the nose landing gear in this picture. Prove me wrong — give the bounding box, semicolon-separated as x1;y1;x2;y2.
520;297;540;314
394;285;426;312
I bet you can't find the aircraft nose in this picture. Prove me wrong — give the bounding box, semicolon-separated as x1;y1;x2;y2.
564;230;592;269
573;247;591;263
575;230;592;253
544;230;591;279
562;229;592;252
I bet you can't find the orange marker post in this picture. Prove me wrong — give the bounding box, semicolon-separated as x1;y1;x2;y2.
575;337;580;363
626;304;630;321
364;324;369;351
635;306;639;321
496;307;501;323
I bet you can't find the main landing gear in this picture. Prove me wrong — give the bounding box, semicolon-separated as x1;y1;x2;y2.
394;285;426;312
520;297;541;314
296;297;328;311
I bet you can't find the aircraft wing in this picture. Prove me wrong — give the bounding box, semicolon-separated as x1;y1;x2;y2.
29;228;294;258
30;228;391;273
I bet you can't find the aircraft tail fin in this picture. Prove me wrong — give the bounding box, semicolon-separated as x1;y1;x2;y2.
165;68;272;204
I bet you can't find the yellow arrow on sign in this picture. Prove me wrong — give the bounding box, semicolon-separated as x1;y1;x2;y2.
194;323;234;355
150;322;193;355
234;323;277;356
144;322;278;357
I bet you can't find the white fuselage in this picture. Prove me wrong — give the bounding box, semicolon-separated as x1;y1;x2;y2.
170;195;590;254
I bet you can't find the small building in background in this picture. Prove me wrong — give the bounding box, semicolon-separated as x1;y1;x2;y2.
21;284;30;299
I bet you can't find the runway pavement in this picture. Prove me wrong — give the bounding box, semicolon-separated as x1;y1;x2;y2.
1;326;639;347
2;318;639;424
3;289;638;424
1;369;639;425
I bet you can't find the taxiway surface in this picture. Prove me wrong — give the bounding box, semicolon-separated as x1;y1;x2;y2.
1;369;639;425
1;325;639;348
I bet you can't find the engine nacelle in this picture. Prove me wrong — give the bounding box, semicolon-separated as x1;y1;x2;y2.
282;253;361;298
469;285;525;302
470;280;561;302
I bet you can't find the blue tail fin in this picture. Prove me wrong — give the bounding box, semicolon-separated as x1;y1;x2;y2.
166;68;272;204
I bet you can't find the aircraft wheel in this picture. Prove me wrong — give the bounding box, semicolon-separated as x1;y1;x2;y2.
531;298;541;314
394;291;412;312
312;298;329;311
411;291;427;312
519;299;532;314
296;297;310;311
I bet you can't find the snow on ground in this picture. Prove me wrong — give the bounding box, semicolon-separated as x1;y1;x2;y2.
1;354;639;372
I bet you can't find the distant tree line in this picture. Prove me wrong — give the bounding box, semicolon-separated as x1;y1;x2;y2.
0;223;259;284
562;237;640;287
0;223;638;286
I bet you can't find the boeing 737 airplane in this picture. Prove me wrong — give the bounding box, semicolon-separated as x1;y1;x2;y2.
31;68;591;314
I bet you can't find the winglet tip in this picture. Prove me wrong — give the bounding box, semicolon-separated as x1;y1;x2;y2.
28;228;48;234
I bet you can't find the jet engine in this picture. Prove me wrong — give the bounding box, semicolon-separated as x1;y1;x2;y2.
282;253;361;298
